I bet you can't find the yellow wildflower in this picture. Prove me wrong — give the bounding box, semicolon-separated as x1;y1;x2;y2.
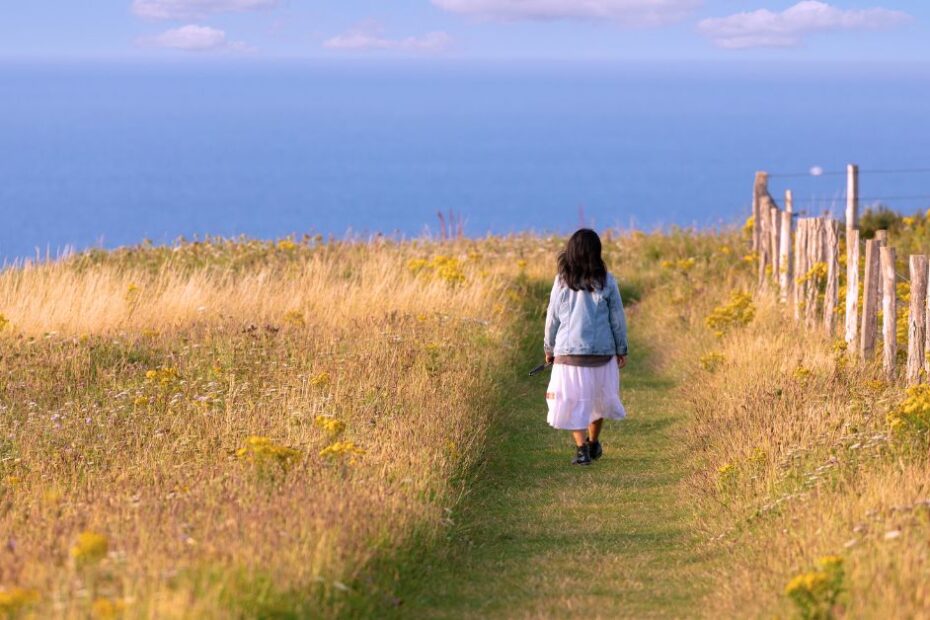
236;436;301;469
144;367;180;386
276;238;297;251
320;440;365;459
785;571;830;597
0;588;40;614
887;385;930;435
433;256;466;284
705;292;755;336
407;258;429;274
310;372;331;388
796;262;827;285
314;416;346;436
70;531;109;566
785;555;844;618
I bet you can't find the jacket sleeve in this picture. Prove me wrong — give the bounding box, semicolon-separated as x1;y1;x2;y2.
544;276;561;355
607;276;629;356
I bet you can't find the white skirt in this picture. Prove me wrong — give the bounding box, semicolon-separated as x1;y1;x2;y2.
546;357;626;431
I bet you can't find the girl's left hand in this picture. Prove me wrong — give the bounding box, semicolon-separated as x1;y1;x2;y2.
545;353;555;365
617;355;628;368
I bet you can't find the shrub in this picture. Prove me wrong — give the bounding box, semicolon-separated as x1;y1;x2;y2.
887;385;930;436
859;205;900;239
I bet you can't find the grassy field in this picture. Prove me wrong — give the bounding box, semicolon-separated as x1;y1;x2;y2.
3;223;930;618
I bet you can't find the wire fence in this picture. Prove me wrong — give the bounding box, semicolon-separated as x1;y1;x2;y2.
765;165;930;216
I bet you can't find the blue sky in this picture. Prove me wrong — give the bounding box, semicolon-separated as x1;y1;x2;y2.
1;1;928;61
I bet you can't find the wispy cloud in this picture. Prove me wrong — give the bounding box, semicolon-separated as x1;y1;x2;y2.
132;0;278;20
431;0;700;26
698;1;911;49
324;23;453;53
138;24;253;52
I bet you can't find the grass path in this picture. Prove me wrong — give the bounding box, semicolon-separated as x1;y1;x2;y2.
393;282;710;619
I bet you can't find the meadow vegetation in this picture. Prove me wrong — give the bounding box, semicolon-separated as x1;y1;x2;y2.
0;236;550;617
636;214;930;618
3;219;930;618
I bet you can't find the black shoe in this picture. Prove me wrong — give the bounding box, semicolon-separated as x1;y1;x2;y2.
589;440;603;460
572;443;592;466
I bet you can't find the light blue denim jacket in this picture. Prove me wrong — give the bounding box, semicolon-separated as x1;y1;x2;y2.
544;272;628;357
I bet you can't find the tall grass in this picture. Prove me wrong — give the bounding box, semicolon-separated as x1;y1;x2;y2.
635;224;930;618
6;224;930;618
0;237;551;617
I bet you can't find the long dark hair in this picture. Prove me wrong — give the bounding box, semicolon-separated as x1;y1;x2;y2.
557;229;607;291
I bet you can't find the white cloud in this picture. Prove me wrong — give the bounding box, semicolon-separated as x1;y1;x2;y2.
430;0;700;25
324;24;453;53
132;0;277;20
698;1;911;49
140;24;252;51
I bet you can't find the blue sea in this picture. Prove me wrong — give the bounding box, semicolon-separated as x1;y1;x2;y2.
1;60;929;261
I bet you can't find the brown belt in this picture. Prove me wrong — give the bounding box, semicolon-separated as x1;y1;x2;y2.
553;355;612;367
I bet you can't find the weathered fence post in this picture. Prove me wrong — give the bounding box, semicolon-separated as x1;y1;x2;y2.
875;230;889;246
805;218;823;328
770;203;780;280
845;229;861;352
925;260;930;380
753;171;767;252
907;255;928;384
758;194;775;288
779;209;793;303
846;164;859;237
881;246;897;378
860;239;881;358
823;219;839;336
794;219;807;321
785;189;793;215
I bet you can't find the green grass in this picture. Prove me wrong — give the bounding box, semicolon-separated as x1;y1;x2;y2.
389;279;711;619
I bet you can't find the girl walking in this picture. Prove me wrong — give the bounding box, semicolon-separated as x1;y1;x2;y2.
544;229;628;466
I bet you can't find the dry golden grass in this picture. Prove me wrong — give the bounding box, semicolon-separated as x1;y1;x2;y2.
6;226;930;618
0;237;554;618
638;230;930;618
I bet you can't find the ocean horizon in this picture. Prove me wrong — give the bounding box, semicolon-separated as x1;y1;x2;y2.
2;59;930;261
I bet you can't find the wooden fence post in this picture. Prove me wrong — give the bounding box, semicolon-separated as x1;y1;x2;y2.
881;246;897;378
753;171;767;252
845;229;860;351
785;189;793;215
758;194;775;288
925;260;930;380
846;164;859;237
805;218;823;328
875;230;889;246
823;219;839;336
794;219;807;321
860;239;881;358
779;209;793;303
770;204;780;281
907;255;928;384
